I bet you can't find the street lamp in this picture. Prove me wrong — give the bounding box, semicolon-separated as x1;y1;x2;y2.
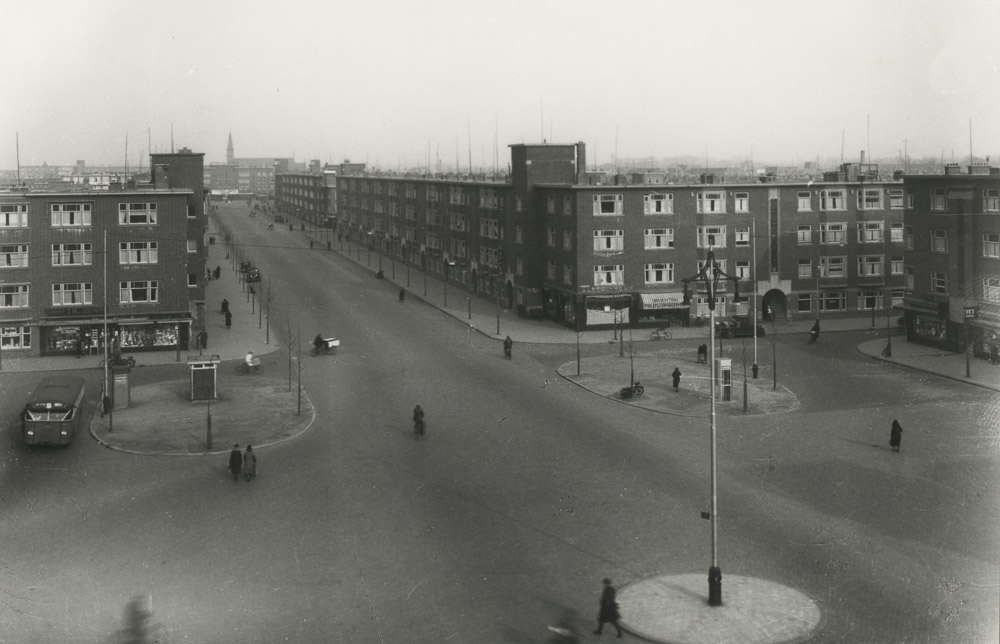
682;248;742;608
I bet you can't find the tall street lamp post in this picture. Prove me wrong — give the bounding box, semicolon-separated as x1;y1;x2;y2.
682;249;742;607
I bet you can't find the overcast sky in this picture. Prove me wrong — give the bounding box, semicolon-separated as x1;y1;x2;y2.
4;0;998;171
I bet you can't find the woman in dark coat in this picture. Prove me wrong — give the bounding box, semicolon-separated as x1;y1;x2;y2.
228;444;243;480
890;420;903;452
593;578;623;637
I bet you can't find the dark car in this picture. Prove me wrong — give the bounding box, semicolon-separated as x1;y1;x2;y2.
715;317;766;338
246;268;261;283
239;261;253;273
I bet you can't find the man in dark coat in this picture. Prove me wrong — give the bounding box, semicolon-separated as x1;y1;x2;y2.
229;444;243;480
890;420;903;452
672;367;682;391
593;578;623;637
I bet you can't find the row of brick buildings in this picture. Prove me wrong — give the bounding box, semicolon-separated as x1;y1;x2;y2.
270;142;997;360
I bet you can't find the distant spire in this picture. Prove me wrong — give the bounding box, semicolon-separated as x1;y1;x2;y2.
226;131;234;164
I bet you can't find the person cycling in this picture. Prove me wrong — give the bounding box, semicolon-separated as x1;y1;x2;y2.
245;351;256;368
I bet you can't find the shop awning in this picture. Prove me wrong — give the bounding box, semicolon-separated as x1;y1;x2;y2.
584;293;632;309
640;292;687;310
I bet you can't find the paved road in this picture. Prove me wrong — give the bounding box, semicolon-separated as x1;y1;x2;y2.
0;202;996;643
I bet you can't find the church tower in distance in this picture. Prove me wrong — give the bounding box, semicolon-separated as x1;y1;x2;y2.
226;131;234;164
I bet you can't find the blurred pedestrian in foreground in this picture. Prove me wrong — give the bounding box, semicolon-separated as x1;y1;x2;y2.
244;445;257;480
672;367;682;392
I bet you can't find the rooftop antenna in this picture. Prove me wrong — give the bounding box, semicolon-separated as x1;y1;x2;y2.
841;129;845;164
867;114;871;164
170;124;174;153
467;116;473;175
969;117;974;164
15;131;21;184
614;126;619;175
749;143;754;182
124;133;128;187
540;95;544;142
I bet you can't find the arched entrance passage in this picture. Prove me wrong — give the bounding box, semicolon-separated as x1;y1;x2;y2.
761;289;787;321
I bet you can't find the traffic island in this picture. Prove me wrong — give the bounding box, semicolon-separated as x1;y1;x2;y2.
89;377;315;455
560;353;799;417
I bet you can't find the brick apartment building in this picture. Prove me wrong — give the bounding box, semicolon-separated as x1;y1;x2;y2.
0;150;208;357
901;163;1000;359
330;142;908;332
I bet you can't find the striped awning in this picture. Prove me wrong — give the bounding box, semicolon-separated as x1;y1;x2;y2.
640;292;687;310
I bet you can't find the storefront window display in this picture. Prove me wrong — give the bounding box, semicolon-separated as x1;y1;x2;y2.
118;323;178;349
1;325;31;350
912;315;947;341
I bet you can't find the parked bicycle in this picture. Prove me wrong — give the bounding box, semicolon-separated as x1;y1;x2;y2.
650;328;672;341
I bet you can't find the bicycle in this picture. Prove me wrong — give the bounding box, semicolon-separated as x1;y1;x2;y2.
650;328;672;341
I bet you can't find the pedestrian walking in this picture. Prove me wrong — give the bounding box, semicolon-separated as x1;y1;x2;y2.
198;330;208;350
214;265;221;279
672;367;682;391
221;298;229;314
228;444;242;481
225;310;232;328
592;578;623;638
696;344;707;364
889;419;903;452
399;288;405;303
244;445;257;480
503;335;513;359
413;403;425;437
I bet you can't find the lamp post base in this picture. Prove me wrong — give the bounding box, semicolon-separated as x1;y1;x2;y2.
708;566;723;606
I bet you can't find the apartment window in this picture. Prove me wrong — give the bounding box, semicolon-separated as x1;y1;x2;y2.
547;194;556;213
857;221;884;243
405;205;416;221
857;188;883;210
819;189;846;211
930;230;948;253
985;189;1000;212
427;186;439;202
905;267;915;290
547;227;556;247
450;213;468;232
931;188;947;211
797;225;812;244
373;199;384;214
889;189;904;209
52;283;92;306
547;260;556;280
0;325;31;349
858;255;883;276
1;244;28;268
119;242;158;265
984;277;1000;302
906;192;914;209
891;289;904;307
819;223;846;245
52;243;93;266
644;228;674;249
515;256;523;276
820;291;847;311
984;233;1000;258
734;192;750;213
644;262;674;285
858;290;883;311
696;191;726;214
593;194;623;216
425;209;440;226
562;230;573;250
819;256;846;278
696;295;727;317
797;191;812;212
1;203;28;227
930;271;948;294
696;259;726;278
890;222;903;243
644;193;673;214
594;264;625;285
1;284;29;308
119;202;157;225
51;203;92;227
514;224;523;244
594;229;624;251
514;194;522;211
890;256;904;275
563;264;573;285
696;225;726;248
426;232;441;250
797;293;812;313
119;280;158;304
451;239;468;260
735;259;750;279
186;240;198;254
905;227;914;250
735;226;750;247
405;184;417;199
563;195;573;215
798;258;812;278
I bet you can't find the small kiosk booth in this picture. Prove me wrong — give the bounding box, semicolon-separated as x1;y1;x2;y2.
716;358;732;402
187;356;220;401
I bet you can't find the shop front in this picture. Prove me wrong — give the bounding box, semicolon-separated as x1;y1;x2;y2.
637;292;689;327
39;315;192;357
